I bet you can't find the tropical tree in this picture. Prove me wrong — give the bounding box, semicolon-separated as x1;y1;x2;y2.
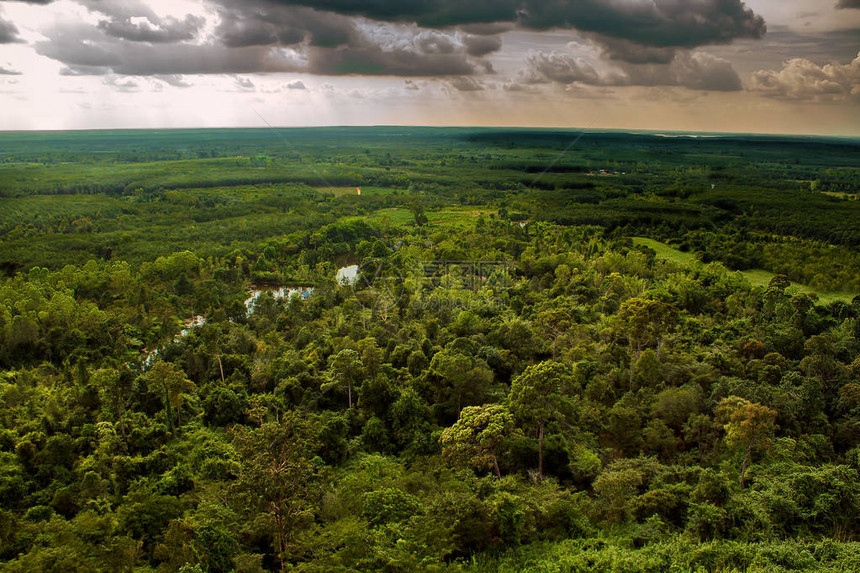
509;361;576;480
143;361;197;431
231;412;322;571
715;396;778;488
535;309;572;361
440;404;517;478
617;298;677;358
325;348;362;409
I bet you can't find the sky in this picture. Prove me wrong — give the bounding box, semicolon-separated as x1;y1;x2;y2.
0;0;858;135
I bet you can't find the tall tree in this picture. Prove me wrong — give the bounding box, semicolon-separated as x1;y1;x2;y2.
440;404;517;478
535;309;572;361
232;412;322;572
143;361;196;431
324;349;362;409
715;396;778;488
428;348;493;419
508;361;576;480
617;298;677;358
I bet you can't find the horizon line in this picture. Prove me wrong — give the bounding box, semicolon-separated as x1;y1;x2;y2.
0;125;858;140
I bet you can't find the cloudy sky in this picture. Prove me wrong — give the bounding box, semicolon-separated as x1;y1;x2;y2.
0;0;858;134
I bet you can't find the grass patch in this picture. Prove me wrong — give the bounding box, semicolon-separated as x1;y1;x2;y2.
634;237;857;304
632;237;698;266
740;268;855;304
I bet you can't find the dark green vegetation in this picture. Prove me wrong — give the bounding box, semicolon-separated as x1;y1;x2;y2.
0;128;858;572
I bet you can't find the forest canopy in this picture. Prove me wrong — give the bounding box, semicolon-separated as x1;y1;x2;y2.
0;128;858;571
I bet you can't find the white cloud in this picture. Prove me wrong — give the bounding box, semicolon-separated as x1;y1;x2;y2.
750;52;860;101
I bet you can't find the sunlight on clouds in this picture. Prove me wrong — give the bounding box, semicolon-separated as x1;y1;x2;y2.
0;0;856;134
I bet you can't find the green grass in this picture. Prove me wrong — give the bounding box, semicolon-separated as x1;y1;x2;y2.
358;207;416;226
740;268;855;304
634;237;857;304
632;237;698;266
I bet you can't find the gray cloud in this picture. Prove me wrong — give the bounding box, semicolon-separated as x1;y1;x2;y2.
308;45;475;76
522;52;603;85
836;0;860;8
211;2;481;76
216;13;304;48
593;37;677;65
103;76;140;92
0;66;21;75
415;31;458;55
25;0;765;84
750;52;860;101
448;76;484;91
36;13;477;78
629;52;743;91
520;0;765;49
38;24;123;67
36;23;304;75
234;76;256;90
0;17;22;44
155;74;191;87
249;0;765;62
98;15;204;43
462;34;503;57
214;3;354;48
522;50;742;92
286;80;306;89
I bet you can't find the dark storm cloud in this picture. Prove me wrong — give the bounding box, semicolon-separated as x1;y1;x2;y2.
836;0;860;9
215;5;309;48
256;0;516;29
519;0;765;48
97;15;205;43
36;1;483;78
462;34;503;57
213;2;490;76
214;3;354;49
594;37;677;65
250;0;766;60
218;19;278;48
0;17;22;44
29;0;764;81
522;50;742;92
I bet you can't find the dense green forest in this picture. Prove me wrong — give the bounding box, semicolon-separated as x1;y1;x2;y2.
0;128;858;571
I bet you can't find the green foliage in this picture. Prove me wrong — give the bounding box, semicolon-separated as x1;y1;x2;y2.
0;128;858;570
441;404;518;477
